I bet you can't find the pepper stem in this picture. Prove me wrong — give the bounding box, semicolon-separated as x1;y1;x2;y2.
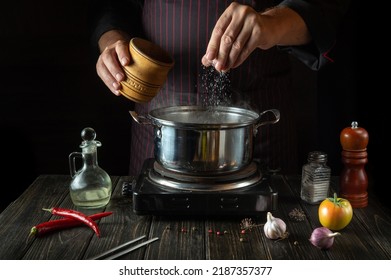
29;227;37;237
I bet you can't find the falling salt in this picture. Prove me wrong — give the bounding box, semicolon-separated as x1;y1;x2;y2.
200;66;232;107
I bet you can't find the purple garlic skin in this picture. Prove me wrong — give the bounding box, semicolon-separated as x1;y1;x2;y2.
309;227;341;249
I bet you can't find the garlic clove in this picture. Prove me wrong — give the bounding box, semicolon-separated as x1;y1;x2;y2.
263;212;287;240
309;227;341;249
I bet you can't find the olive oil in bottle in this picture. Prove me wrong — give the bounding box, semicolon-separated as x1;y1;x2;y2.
69;127;112;208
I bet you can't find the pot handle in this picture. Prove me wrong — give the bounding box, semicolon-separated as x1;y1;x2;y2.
129;111;153;125
254;109;280;130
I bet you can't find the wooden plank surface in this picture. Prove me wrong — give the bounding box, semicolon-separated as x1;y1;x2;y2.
205;217;268;260
286;175;391;259
146;216;206;260
22;175;121;260
0;174;390;260
264;175;328;260
0;175;70;260
85;176;154;260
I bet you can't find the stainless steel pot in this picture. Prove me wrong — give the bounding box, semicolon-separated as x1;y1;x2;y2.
130;105;280;175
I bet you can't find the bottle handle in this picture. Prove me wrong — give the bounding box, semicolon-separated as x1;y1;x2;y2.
69;152;83;178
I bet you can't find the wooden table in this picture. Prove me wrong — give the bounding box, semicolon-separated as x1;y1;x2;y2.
0;174;390;260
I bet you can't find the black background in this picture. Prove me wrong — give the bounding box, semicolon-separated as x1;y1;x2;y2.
1;1;133;210
1;1;380;211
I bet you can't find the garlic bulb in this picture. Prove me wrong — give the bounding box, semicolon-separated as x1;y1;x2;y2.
263;212;287;239
309;227;341;249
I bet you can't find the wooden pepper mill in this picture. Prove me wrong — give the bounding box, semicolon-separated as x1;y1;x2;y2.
339;121;369;208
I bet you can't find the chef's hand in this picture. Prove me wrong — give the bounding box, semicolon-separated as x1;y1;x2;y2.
202;2;311;72
96;30;131;95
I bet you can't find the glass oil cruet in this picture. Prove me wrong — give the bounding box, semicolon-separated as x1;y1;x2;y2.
69;127;112;208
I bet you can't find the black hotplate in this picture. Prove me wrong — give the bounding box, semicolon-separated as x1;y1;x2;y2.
123;158;278;216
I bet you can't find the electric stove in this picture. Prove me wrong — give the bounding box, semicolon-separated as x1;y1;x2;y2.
123;158;279;216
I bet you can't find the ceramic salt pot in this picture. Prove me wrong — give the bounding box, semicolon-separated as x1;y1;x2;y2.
339;121;369;208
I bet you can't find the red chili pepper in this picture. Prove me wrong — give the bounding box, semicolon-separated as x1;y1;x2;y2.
42;207;101;237
30;211;113;237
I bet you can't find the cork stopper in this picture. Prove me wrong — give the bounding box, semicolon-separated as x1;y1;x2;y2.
340;121;369;151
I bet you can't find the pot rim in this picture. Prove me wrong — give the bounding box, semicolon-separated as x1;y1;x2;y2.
147;105;260;129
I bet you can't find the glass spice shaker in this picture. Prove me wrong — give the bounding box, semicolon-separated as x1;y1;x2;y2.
69;127;112;209
300;151;331;204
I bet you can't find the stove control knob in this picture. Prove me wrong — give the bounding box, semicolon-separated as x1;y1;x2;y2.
122;179;136;196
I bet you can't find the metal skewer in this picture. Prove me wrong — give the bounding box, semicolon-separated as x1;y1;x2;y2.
103;237;159;260
90;234;148;260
